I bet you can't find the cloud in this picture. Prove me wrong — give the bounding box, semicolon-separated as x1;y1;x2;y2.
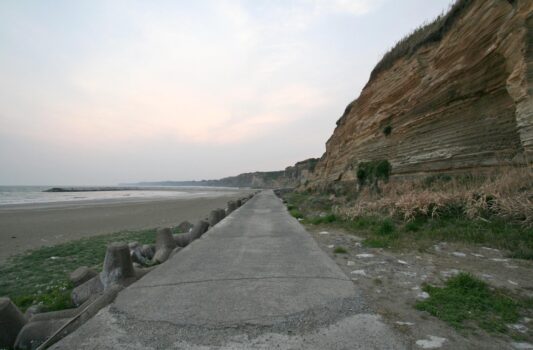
2;0;361;155
0;0;333;149
35;80;329;148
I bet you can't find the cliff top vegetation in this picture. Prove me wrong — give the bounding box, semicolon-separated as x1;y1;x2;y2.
369;0;472;82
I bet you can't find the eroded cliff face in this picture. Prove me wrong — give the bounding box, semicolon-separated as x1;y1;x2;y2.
133;159;318;188
309;0;533;189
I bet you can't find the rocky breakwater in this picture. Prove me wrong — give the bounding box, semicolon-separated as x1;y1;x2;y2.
0;192;258;350
309;0;533;190
43;187;138;192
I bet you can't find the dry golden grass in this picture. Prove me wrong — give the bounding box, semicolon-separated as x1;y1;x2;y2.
334;167;533;228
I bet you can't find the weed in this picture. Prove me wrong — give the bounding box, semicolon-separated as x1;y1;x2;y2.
290;208;304;219
508;246;533;260
307;214;337;225
334;246;348;254
404;220;422;232
416;273;528;333
376;219;395;235
363;237;392;248
345;216;381;230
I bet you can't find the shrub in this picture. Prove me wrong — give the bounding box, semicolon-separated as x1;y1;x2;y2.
356;168;368;184
357;160;392;185
383;125;392;136
307;158;319;173
375;160;392;180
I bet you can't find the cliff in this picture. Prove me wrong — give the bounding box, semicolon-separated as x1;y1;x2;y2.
308;0;533;190
131;158;319;189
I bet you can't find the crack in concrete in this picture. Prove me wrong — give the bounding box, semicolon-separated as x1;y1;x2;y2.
131;275;351;289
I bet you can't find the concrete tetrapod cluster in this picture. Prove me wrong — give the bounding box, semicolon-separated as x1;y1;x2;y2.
0;192;258;350
3;242;136;350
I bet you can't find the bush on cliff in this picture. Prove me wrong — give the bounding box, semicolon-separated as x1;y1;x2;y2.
356;160;392;190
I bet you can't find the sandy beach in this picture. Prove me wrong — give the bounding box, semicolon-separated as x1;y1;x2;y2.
0;189;253;263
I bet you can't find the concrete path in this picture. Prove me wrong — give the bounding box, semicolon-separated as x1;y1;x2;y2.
52;190;406;349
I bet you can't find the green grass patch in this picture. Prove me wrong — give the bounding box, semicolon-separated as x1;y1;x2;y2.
0;229;156;312
337;215;532;258
306;214;337;225
404;220;423;232
363;236;397;249
285;192;312;209
416;273;530;333
333;246;348;254
341;216;382;230
376;219;395;235
289;208;304;219
284;192;332;213
403;217;533;258
508;246;533;260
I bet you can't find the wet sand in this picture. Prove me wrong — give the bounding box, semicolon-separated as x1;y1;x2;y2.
0;189;253;263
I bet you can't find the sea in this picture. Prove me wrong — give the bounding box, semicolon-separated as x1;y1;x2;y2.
0;186;237;206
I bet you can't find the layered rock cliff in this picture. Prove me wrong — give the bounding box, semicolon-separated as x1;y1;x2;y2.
132;158;318;189
308;0;533;189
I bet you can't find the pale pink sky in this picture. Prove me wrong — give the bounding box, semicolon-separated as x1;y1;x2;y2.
0;0;453;185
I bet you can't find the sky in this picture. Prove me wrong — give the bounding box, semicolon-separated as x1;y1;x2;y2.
0;0;454;185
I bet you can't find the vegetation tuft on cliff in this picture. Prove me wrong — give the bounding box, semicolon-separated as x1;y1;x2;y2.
370;0;472;82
